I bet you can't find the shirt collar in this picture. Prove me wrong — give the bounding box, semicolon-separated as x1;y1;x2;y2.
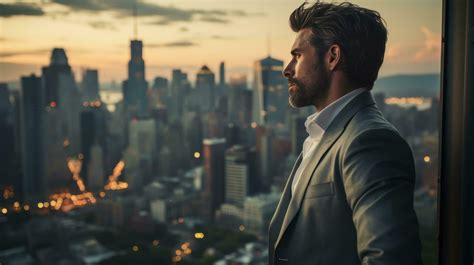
305;88;368;139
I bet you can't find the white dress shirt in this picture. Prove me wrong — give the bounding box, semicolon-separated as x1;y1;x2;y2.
291;88;368;195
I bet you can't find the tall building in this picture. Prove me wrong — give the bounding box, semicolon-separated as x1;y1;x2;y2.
170;69;189;119
219;62;225;87
20;74;47;200
122;40;148;117
225;145;257;206
0;83;21;198
124;118;156;190
42;48;71;107
80;109;106;187
253;56;287;125
42;48;82;154
203;138;226;220
81;69;100;102
151;76;168;108
196;65;216;112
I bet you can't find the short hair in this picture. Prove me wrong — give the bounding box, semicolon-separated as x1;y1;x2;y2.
289;2;387;89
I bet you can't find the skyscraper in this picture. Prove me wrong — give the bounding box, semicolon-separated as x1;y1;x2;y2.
219;62;225;87
196;65;216;112
203;138;226;220
81;69;100;102
20;74;47;200
42;48;71;107
170;69;189;119
42;48;82;154
122;40;148;117
225;145;257;206
253;56;287;125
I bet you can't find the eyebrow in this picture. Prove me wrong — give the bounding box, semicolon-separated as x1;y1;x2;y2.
291;48;302;56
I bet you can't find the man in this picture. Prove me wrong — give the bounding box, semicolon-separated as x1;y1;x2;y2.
268;2;422;265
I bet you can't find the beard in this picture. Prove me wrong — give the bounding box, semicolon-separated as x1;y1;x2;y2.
288;63;330;108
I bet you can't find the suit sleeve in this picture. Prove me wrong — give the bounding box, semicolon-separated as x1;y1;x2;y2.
342;128;422;265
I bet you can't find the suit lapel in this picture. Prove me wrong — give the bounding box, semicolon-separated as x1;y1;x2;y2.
269;153;302;248
274;91;376;249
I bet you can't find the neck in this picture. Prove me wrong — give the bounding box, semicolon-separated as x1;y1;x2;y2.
314;74;356;111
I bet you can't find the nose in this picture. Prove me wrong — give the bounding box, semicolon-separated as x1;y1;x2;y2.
282;60;294;78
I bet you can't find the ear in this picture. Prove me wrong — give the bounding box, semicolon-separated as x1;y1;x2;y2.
326;44;341;71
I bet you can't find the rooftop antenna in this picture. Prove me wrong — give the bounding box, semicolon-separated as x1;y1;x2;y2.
133;0;138;39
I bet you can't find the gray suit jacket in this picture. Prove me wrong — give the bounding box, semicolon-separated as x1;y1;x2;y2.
268;91;422;265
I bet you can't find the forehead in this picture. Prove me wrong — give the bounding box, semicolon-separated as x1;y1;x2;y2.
291;28;314;50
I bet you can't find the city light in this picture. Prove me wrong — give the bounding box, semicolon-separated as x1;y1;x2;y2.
1;208;7;214
49;101;57;108
50;200;56;207
37;202;44;209
194;232;205;239
104;160;128;191
239;225;245;231
132;245;139;252
176;249;182;255
424;155;431;163
99;191;106;198
44;202;50;208
251;122;257;128
152;240;159;246
13;202;20;208
194;152;201;159
178;217;184;224
23;205;30;211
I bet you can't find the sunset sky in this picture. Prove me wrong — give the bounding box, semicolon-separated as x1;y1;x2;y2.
0;0;442;84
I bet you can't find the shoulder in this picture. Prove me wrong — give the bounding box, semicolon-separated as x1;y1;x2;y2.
340;105;410;154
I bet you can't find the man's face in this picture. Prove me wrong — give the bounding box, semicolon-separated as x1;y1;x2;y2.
283;28;330;108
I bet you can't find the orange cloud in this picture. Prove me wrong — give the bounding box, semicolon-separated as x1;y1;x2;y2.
385;42;402;62
414;26;441;62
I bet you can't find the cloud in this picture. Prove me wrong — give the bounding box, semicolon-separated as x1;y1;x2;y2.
200;16;230;24
211;35;235;40
147;41;197;48
50;0;254;25
88;21;117;30
414;26;441;63
0;49;50;58
385;43;401;62
0;3;45;18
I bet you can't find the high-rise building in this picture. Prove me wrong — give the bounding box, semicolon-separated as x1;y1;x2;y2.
0;84;21;198
42;48;71;107
196;65;216;112
122;40;148;117
20;74;47;200
80;109;106;186
151;76;168;108
42;48;82;154
124;118;156;189
170;69;189;119
225;145;257;206
203;138;226;220
228;74;252;127
219;62;225;87
253;56;287;125
81;69;100;102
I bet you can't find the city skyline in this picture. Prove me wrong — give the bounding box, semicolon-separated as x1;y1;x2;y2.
1;0;442;83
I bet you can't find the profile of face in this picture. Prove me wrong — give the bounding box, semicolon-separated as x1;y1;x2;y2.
283;28;330;108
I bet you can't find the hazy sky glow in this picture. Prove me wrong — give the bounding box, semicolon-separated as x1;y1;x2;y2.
0;0;442;83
